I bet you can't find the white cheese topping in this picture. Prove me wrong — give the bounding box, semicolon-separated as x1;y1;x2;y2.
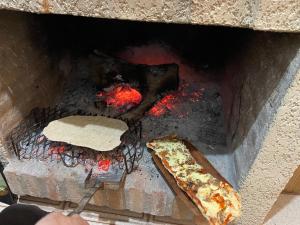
147;138;241;225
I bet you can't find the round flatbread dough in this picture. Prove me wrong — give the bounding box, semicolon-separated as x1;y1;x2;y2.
43;115;128;151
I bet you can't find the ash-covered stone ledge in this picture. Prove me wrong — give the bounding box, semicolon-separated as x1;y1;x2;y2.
0;0;299;32
4;150;194;221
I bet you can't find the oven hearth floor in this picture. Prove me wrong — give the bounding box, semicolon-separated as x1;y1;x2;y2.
54;71;236;186
3;48;236;221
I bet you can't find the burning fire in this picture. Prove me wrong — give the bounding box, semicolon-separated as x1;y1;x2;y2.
98;159;111;171
97;84;142;110
148;83;204;117
118;44;206;118
148;94;176;117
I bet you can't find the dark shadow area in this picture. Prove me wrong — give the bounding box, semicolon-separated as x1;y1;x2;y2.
36;13;251;76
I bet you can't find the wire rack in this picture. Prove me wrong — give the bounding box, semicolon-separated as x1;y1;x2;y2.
5;106;143;174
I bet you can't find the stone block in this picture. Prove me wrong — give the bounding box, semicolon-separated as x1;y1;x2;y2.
4;150;195;221
0;0;299;31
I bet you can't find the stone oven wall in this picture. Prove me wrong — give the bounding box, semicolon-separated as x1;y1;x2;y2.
0;11;63;162
221;32;300;184
0;5;299;225
0;0;299;32
221;34;300;224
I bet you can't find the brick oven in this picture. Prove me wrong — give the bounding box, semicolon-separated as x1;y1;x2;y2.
0;2;299;225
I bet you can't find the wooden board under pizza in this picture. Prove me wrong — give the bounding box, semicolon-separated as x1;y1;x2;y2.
147;136;241;225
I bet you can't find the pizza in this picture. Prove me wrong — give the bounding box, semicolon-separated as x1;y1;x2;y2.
147;137;241;225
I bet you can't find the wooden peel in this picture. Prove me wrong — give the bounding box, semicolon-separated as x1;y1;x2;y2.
183;140;228;184
149;137;232;225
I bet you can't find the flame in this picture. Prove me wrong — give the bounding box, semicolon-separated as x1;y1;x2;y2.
97;84;142;110
98;159;111;171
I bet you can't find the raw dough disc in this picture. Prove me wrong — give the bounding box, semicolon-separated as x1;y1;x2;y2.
43;115;128;151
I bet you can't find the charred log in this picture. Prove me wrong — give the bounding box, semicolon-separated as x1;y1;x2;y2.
90;51;179;120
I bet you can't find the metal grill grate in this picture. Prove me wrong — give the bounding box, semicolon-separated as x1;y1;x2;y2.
5;106;143;174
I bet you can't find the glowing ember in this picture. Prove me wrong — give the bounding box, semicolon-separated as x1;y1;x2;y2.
48;146;65;155
97;84;142;110
148;94;176;117
148;86;204;117
118;45;206;118
98;159;111;171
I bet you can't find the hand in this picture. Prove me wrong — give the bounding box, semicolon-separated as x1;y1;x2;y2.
36;212;89;225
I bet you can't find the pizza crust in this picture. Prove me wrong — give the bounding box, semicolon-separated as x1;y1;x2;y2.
43;115;128;151
147;137;241;225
